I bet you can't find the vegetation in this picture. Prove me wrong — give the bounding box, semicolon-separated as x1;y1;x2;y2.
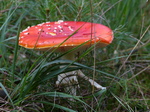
0;0;150;111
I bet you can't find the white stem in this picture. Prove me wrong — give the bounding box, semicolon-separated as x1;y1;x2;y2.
56;52;79;96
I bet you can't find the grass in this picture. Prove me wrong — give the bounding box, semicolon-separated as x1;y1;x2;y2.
0;0;150;111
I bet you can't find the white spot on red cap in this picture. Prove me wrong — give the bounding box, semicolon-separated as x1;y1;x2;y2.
58;20;64;23
68;26;74;31
96;37;100;40
58;25;62;29
19;41;23;43
53;30;57;32
55;20;64;24
24;32;29;35
64;22;67;25
22;29;28;32
59;29;63;33
20;36;24;39
44;41;50;44
37;23;43;26
46;24;51;26
38;42;43;45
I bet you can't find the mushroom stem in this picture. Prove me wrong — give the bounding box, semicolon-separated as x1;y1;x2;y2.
56;52;79;96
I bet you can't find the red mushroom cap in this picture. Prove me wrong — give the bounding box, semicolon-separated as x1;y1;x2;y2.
19;20;113;51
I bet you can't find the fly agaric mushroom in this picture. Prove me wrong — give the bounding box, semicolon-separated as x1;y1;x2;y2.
19;20;113;95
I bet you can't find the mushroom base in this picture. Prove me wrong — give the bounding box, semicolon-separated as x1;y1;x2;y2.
56;71;79;96
56;52;106;96
56;70;106;95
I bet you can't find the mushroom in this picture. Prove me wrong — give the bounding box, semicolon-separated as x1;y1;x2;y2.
19;20;113;95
